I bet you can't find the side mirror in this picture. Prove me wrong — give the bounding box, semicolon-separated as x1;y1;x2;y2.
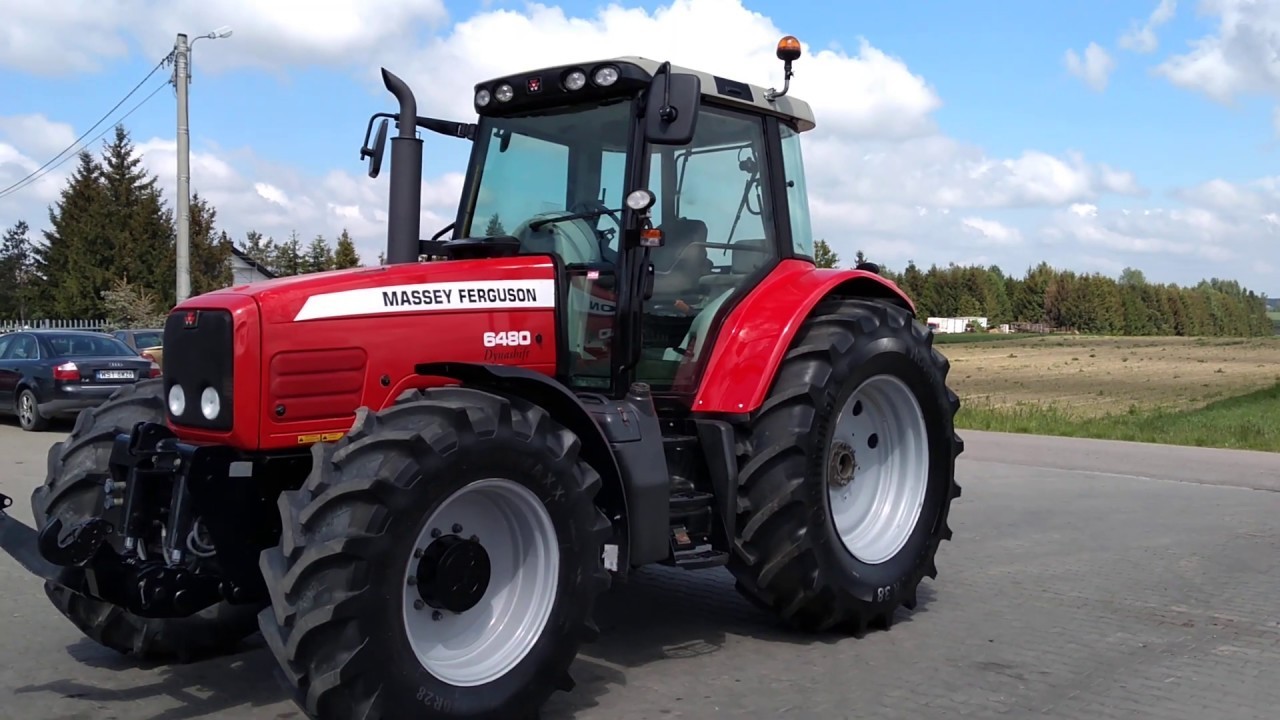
361;117;389;178
644;70;700;146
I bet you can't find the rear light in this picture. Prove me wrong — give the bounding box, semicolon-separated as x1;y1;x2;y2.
141;351;156;362
53;362;79;381
148;361;162;378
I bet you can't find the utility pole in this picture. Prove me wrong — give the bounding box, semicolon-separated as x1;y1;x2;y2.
174;32;192;303
171;26;231;303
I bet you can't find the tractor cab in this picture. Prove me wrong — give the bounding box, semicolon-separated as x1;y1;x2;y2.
363;37;818;400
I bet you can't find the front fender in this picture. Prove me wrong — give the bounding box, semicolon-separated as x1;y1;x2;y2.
692;259;915;415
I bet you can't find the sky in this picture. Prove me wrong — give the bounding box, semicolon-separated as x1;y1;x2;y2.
0;0;1277;297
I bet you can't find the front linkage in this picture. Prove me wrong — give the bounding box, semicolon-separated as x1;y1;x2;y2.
1;420;290;619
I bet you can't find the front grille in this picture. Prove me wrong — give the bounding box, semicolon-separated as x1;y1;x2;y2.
163;308;235;430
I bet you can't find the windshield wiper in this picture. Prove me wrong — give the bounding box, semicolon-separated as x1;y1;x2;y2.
528;207;621;231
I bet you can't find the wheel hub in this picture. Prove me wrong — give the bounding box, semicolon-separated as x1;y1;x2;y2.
828;440;857;488
416;534;491;613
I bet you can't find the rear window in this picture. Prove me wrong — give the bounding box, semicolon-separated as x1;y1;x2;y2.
43;334;138;358
133;331;163;348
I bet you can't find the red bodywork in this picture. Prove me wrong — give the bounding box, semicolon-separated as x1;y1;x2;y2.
170;256;560;451
167;256;911;451
692;259;914;414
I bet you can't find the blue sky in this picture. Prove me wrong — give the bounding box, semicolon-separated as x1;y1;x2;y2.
0;0;1276;296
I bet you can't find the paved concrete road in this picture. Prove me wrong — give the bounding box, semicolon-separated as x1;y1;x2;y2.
2;418;1279;720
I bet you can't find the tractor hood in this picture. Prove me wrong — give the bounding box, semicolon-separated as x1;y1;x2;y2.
194;256;560;325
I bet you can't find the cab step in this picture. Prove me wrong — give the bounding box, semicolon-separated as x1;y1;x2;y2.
665;490;728;570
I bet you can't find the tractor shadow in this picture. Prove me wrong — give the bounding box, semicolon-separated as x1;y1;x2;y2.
9;566;936;719
543;564;938;719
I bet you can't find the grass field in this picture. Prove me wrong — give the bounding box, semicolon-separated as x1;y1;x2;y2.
941;334;1280;452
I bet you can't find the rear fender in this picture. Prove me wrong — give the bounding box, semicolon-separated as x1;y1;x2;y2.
692;259;916;416
414;362;669;570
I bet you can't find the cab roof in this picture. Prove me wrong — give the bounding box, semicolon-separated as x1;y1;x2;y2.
475;55;816;133
613;55;815;133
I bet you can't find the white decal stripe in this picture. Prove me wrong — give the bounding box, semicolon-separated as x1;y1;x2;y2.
293;278;557;321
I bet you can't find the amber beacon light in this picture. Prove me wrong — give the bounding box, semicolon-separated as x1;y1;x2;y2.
776;35;802;61
767;35;803;101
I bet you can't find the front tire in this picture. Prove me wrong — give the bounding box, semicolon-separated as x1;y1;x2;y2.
30;378;263;662
729;298;964;633
257;387;613;720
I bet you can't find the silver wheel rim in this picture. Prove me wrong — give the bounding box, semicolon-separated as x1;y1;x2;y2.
827;374;930;565
18;393;33;426
401;477;559;687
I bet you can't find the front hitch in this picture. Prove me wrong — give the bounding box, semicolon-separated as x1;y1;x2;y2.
0;492;93;593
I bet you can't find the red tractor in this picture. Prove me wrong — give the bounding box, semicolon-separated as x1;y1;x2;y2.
0;37;963;720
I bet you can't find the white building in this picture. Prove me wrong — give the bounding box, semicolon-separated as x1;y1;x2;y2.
229;246;276;285
926;316;988;334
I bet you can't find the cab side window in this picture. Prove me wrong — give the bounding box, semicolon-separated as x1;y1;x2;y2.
778;123;815;260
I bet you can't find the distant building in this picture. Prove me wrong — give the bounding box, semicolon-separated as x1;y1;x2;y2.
926;316;988;334
229;246;276;285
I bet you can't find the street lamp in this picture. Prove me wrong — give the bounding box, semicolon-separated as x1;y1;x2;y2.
174;25;232;304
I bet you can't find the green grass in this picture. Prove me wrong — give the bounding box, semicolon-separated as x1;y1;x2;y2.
956;381;1280;452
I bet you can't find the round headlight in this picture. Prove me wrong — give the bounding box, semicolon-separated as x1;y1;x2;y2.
564;70;586;90
593;66;619;86
475;88;491;107
495;83;514;102
200;386;221;420
625;188;656;211
168;384;186;416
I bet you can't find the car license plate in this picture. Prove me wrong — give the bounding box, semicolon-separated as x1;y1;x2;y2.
96;370;135;381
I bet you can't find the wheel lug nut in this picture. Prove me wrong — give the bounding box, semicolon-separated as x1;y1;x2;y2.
432;611;443;621
407;576;417;586
414;547;425;558
431;528;442;538
414;599;425;611
470;534;479;542
452;523;463;533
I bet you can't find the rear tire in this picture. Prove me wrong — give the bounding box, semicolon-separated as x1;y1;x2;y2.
30;378;262;662
728;298;964;633
257;387;612;720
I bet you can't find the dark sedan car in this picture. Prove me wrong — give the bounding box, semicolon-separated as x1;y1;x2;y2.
0;330;160;431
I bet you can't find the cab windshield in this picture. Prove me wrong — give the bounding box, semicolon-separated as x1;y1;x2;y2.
464;99;635;267
461;99;637;389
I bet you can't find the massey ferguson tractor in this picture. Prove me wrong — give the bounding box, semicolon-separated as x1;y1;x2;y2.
0;36;963;720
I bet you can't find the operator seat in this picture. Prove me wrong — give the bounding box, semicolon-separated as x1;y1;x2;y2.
649;217;711;299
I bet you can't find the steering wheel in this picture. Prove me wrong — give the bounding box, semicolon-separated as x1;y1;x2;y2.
569;200;622;257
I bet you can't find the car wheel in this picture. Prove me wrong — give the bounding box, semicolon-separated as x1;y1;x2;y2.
16;388;49;432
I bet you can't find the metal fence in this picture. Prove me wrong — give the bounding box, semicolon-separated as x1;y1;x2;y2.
0;319;110;334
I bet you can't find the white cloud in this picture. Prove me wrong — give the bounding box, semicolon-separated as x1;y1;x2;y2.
0;0;450;75
960;217;1023;246
1155;0;1280;108
0;0;1270;293
1119;0;1178;54
1064;42;1116;92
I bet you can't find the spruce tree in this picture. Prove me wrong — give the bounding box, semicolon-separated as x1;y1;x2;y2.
100;124;175;306
41;149;114;318
333;229;361;268
0;220;39;321
275;231;304;276
303;234;335;273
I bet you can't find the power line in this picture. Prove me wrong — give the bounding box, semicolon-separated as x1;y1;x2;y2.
0;77;172;201
0;51;175;198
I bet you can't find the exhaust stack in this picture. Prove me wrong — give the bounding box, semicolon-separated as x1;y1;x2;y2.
381;68;423;265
